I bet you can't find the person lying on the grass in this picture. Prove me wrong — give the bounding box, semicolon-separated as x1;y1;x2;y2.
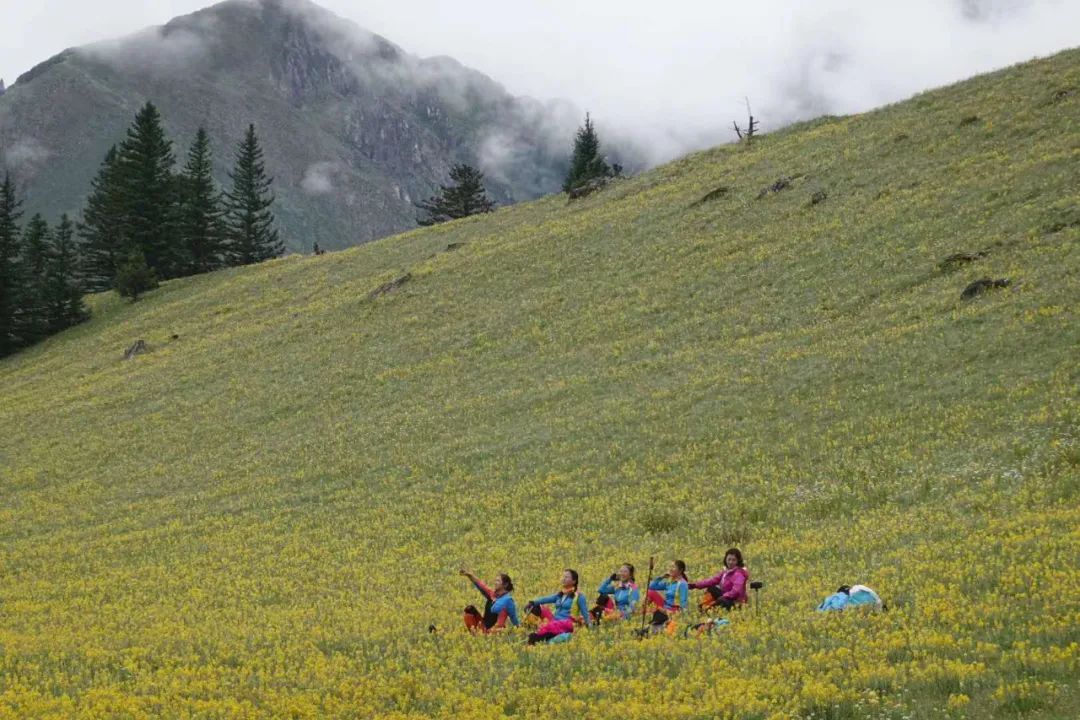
590;563;640;623
817;584;883;612
646;560;689;631
524;568;591;644
459;568;520;634
690;547;749;612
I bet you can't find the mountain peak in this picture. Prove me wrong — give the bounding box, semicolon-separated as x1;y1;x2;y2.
68;0;405;81
0;0;573;252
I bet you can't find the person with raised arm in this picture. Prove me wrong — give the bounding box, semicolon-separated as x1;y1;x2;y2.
459;568;520;634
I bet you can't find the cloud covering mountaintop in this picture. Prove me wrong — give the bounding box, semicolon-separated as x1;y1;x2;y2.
3;0;1078;164
0;0;578;251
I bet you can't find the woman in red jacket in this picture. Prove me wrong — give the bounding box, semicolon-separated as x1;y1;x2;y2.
691;548;749;611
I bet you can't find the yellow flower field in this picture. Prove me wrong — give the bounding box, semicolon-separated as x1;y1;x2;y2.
1;49;1078;718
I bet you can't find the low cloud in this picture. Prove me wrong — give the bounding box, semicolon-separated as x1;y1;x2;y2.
77;11;219;75
751;1;1077;131
2;137;52;173
959;0;1034;21
320;0;1080;165
4;0;1079;180
300;160;344;195
240;0;1080;178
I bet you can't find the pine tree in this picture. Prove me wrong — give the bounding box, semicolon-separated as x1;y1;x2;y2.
45;215;89;332
115;249;159;302
224;124;282;266
114;102;182;278
0;173;23;357
562;113;613;193
78;146;127;292
178;128;226;275
416;164;496;226
17;214;52;346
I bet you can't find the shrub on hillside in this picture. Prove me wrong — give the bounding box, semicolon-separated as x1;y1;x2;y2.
638;506;679;534
115;249;158;302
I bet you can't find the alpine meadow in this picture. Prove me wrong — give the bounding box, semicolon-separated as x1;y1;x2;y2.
1;46;1079;720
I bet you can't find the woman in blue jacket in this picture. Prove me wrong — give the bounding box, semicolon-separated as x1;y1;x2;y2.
524;568;591;644
590;563;640;623
646;560;689;632
459;568;520;634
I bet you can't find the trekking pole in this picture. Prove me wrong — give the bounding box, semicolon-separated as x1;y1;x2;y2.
750;581;764;616
638;556;655;638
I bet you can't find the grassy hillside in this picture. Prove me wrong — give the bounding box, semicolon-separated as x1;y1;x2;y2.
1;49;1078;719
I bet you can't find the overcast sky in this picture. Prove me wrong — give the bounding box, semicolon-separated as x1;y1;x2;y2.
3;0;1079;159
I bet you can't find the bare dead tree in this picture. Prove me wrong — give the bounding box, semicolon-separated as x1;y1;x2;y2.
733;98;760;143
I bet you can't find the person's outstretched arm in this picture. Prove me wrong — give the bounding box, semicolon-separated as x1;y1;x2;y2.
689;570;724;590
460;569;494;600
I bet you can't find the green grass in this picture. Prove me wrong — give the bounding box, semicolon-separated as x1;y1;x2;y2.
0;48;1078;719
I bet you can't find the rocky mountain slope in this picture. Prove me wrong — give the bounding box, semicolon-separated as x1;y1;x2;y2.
0;0;575;252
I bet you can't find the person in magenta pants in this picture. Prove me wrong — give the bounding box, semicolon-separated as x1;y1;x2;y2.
690;548;749;611
524;569;591;644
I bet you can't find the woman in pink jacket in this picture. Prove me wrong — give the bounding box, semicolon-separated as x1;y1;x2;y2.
691;548;749;611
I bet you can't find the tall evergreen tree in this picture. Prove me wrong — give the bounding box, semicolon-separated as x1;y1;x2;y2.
45;215;89;333
562;113;613;193
224;124;282;266
17;214;52;346
178;128;226;275
115;102;182;278
78;146;127;292
416;164;496;226
0;173;23;357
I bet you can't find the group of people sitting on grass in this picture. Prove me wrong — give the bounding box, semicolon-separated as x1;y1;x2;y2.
459;548;750;644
